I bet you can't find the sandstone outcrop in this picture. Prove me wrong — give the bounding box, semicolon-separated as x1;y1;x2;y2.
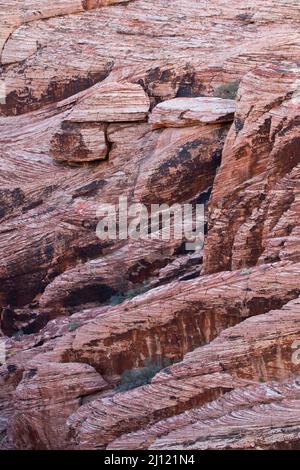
50;82;150;163
0;1;133;66
2;1;300;115
9;362;108;450
56;261;300;377
51;122;108;163
204;62;300;274
0;98;228;319
150;97;236;128
144;378;300;450
67;295;300;449
1;0;300;452
67;82;150;123
1;262;299;449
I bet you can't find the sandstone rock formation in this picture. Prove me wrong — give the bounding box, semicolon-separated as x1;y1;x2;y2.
51;122;108;163
0;0;300;452
9;362;108;450
204;62;300;274
50;81;150;163
67;82;150;123
61;292;300;449
139;378;300;450
149;97;236;128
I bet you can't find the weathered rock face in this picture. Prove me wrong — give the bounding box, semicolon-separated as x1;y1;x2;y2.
0;94;228;317
204;62;300;274
2;262;300;449
67;295;300;449
0;1;133;69
67;82;150;123
1;0;300;452
2;0;300;115
107;376;300;450
9;362;108;450
148;378;300;450
51;122;108;163
149;97;236;128
56;261;300;377
50;81;150;163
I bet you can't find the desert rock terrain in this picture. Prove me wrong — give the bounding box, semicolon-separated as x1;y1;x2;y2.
0;0;300;450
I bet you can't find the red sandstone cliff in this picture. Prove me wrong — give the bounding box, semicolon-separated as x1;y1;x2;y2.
0;0;300;450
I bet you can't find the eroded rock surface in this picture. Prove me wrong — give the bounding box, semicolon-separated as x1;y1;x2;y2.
67;295;300;449
9;362;108;450
149;378;300;450
0;0;300;452
150;97;236;128
205;62;300;274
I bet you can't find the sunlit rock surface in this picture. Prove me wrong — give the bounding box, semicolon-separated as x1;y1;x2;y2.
0;0;300;451
149;97;236;128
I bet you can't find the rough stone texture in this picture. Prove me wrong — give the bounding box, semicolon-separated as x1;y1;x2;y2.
0;1;132;66
50;82;150;163
8;362;108;450
150;97;236;128
1;262;299;449
67;82;150;123
51;122;108;163
108;379;300;451
1;0;300;452
2;1;300;115
149;379;300;450
204;63;300;273
68;295;300;449
0;104;227;318
55;261;300;377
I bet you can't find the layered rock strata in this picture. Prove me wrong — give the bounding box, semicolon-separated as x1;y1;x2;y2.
0;0;300;452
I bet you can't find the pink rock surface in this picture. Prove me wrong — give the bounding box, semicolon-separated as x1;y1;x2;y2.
68;295;300;449
205;62;300;273
0;0;300;452
150;97;236;128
